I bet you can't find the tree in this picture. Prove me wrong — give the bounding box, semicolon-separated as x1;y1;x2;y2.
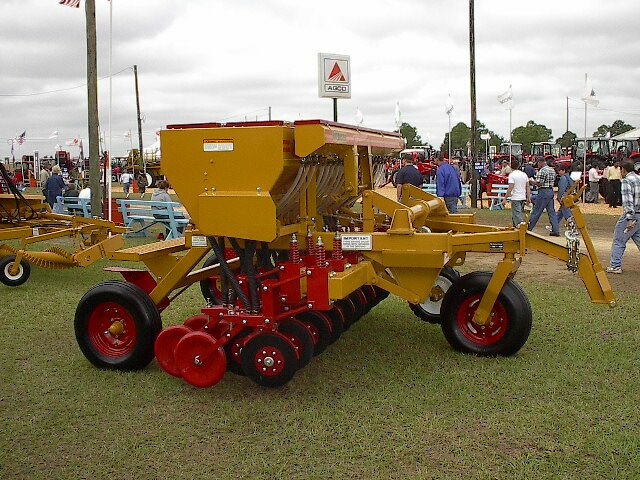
511;120;552;153
440;121;503;154
592;120;635;138
397;122;423;148
556;131;577;150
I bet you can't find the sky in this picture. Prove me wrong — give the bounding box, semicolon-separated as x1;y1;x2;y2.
1;0;639;161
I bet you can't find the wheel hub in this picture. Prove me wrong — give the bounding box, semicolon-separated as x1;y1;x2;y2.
108;320;125;336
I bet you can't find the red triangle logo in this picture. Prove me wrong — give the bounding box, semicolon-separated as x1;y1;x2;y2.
328;62;346;82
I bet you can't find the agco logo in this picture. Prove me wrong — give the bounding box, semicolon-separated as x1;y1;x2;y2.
326;85;350;93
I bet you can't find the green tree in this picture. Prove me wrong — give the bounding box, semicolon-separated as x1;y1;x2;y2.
556;131;577;150
511;120;553;153
440;121;503;155
592;120;635;138
397;122;423;148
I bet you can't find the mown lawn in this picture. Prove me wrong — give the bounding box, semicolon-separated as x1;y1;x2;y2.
1;211;638;480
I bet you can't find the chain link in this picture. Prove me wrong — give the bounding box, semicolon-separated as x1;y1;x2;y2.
564;217;580;272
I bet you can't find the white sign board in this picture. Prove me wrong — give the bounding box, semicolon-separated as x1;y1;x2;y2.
318;53;351;99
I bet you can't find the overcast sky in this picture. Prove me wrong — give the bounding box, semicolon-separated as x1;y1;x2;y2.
1;0;639;160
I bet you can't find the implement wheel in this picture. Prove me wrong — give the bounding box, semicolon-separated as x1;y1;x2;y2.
75;281;162;370
297;311;333;355
174;331;227;388
409;267;460;324
241;332;298;387
278;318;314;368
0;255;31;287
440;272;532;356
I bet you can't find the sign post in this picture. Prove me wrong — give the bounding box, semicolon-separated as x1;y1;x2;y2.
318;53;351;122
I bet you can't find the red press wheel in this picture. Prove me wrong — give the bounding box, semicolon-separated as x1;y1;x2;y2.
183;313;210;331
297;311;333;355
154;325;191;377
174;331;227;388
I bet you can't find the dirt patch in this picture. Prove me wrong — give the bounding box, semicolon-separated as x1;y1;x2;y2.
374;184;639;294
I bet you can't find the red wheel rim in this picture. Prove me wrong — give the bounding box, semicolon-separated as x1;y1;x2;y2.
86;301;137;358
174;332;226;388
154;325;191;378
456;294;508;346
251;343;288;377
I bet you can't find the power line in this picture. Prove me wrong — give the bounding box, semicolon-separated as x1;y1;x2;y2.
0;66;133;98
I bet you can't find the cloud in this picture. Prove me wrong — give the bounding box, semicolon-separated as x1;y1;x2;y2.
1;0;639;160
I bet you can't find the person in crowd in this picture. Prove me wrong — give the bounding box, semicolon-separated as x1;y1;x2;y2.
39;165;50;188
606;160;640;274
395;156;424;203
607;160;622;208
499;159;513;176
120;168;133;199
528;158;560;236
587;162;602;203
63;183;80;198
136;172;148;198
78;183;91;199
44;165;67;208
435;155;462;213
151;180;185;238
551;164;575;228
522;160;536;178
502;158;531;227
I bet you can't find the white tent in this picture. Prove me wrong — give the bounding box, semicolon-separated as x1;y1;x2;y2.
611;128;640;140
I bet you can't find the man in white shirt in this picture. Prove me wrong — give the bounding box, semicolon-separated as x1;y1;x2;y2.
502;159;531;227
120;169;133;198
587;163;602;203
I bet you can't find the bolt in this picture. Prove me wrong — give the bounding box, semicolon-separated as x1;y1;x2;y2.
263;356;275;367
193;355;202;366
306;270;312;276
265;319;270;324
242;319;247;325
279;265;285;270
263;286;268;291
308;303;313;309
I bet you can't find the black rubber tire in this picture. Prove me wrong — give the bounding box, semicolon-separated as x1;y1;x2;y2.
74;281;162;370
324;307;345;343
199;254;222;305
440;272;532;356
409;267;461;324
241;332;298;387
334;297;357;330
0;255;31;287
278;318;314;368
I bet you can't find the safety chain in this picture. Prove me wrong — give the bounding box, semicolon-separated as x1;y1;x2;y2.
564;217;580;272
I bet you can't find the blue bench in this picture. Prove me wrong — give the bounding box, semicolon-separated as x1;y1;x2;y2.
55;196;92;217
117;199;189;240
486;184;510;210
421;183;471;209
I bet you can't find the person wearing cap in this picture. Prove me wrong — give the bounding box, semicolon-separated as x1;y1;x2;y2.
528;157;559;236
395;156;424;203
44;164;67;208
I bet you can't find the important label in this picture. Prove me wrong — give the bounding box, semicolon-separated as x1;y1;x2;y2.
203;139;234;152
191;235;208;248
341;234;372;251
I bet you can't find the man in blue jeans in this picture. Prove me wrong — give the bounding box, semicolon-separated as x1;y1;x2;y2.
606;160;640;274
435;155;462;213
528;158;560;236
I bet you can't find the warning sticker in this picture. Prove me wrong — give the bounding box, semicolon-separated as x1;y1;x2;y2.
341;234;372;251
204;139;234;152
191;235;208;248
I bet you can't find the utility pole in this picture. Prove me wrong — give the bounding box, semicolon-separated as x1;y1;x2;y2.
469;0;478;208
134;65;145;174
85;0;101;216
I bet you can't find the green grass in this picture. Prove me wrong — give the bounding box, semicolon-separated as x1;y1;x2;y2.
1;213;638;479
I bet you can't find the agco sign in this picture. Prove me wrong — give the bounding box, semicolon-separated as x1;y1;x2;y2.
318;53;351;99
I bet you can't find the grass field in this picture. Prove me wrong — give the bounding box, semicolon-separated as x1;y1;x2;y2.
1;209;639;479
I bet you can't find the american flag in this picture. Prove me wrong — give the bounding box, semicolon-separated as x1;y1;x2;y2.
16;131;26;145
59;0;80;8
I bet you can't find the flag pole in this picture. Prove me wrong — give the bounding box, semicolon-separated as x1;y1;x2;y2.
107;0;113;221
